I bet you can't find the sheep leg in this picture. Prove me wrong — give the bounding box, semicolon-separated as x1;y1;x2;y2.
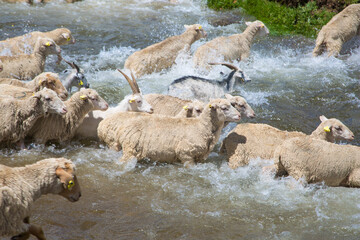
10;232;30;240
344;168;360;187
178;154;195;168
326;40;342;57
28;224;46;240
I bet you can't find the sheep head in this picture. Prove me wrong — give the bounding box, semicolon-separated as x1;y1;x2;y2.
78;89;109;111
57;28;76;45
55;159;81;202
225;94;255;118
35;72;69;100
184;24;207;40
207;98;241;122
33;88;67;115
208;62;251;86
36;37;62;56
319;115;354;142
246;20;269;37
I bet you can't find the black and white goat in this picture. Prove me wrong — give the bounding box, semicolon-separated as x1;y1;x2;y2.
61;59;90;93
167;62;250;102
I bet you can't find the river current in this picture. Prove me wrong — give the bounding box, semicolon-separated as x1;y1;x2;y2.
1;0;360;239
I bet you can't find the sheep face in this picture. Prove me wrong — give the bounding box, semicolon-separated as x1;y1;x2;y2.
246;21;269;37
38;38;61;56
184;24;207;40
36;73;69;100
233;69;251;84
79;89;109;111
128;93;154;113
320;115;354;141
225;94;255;118
58;29;76;45
34;88;67;115
55;161;81;202
209;99;241;122
182;100;204;117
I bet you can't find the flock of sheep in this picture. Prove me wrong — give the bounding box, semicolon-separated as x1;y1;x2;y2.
1;2;360;239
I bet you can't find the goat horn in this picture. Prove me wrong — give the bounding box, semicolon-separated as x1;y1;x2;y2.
130;70;140;94
117;69;137;94
208;62;239;71
73;62;80;73
63;59;76;69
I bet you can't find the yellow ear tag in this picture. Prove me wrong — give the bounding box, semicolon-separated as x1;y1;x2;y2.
198;26;202;30
80;95;87;100
324;126;331;132
38;80;42;85
67;180;75;190
209;104;212;108
183;105;188;111
67;37;71;41
129;99;135;103
45;42;51;47
260;24;265;28
79;80;84;86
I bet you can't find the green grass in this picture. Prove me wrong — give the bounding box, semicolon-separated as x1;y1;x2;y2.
207;0;337;37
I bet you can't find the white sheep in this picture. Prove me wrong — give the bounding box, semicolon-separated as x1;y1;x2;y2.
144;93;254;119
0;88;67;148
273;136;360;187
313;4;360;57
124;24;207;77
193;21;269;69
27;88;108;144
221;116;354;169
74;70;153;140
98;98;241;167
60;59;90;93
0;37;62;80
0;72;69;100
167;62;251;101
0;158;81;239
0;28;75;56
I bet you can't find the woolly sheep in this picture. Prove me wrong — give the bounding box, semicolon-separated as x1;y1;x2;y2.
273;136;360;187
0;158;81;239
193;21;269;69
124;24;207;77
74;70;153;140
98;98;241;167
221;116;354;169
0;88;67;148
0;72;68;100
167;62;251;101
313;4;360;57
27;88;108;144
0;37;62;80
0;28;75;56
144;93;254;119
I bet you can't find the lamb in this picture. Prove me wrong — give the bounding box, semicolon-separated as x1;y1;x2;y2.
312;4;360;57
97;98;241;166
27;88;108;144
193;21;269;69
273;136;360;187
124;24;207;77
0;72;68;100
167;62;251;102
0;37;62;80
221;116;354;169
0;158;81;239
60;59;90;93
0;28;75;56
0;88;67;147
74;70;153;140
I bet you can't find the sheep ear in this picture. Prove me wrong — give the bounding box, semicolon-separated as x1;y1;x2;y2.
80;95;88;100
320;115;328;122
55;167;73;186
245;21;252;26
62;33;71;42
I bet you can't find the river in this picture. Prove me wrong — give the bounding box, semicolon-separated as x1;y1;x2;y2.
1;0;360;239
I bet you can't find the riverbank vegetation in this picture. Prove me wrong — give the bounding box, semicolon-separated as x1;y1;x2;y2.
207;0;359;37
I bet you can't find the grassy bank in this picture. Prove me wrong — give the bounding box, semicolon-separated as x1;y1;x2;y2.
207;0;339;37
